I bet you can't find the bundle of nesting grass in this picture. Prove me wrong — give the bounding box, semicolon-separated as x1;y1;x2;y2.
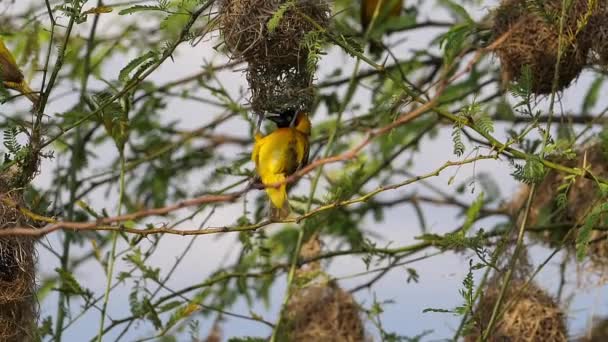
218;0;329;116
219;0;330;64
0;172;37;342
277;280;366;341
492;0;602;94
466;250;567;341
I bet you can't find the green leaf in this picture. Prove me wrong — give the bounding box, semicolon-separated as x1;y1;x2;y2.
158;301;182;313
267;1;293;33
37;316;54;339
439;23;473;66
143;297;162;329
582;76;604;114
123;220;137;229
474;112;494;135
512;158;545;184
56;268;88;297
118;51;158;83
576;203;608;260
452;121;465;157
118;5;164;15
438;0;474;23
462;193;484;234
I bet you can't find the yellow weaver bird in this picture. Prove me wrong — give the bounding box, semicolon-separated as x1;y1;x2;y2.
252;111;311;219
361;0;403;53
0;38;39;105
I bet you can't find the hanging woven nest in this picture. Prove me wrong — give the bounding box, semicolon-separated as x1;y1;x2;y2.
247;61;315;115
586;5;608;66
492;0;600;94
466;280;567;341
466;250;566;342
506;140;608;274
0;172;37;342
218;0;330;65
277;281;366;341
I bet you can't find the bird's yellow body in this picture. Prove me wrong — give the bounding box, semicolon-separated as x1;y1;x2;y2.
252;112;311;219
361;0;403;31
0;38;38;104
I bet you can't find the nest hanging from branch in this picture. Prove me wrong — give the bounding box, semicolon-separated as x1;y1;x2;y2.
466;281;567;341
466;250;567;341
587;6;608;66
0;173;37;342
247;61;315;114
492;0;601;94
507;141;608;274
219;0;330;65
277;281;366;341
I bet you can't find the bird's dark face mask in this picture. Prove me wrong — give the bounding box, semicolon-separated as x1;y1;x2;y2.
266;109;296;128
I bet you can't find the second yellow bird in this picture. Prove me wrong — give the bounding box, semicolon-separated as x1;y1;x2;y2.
252;111;311;219
0;38;39;104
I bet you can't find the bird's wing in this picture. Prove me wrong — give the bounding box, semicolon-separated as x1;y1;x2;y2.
252;133;265;168
0;39;24;83
297;132;309;167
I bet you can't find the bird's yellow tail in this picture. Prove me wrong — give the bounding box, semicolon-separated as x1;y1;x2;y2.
262;173;289;219
4;80;39;105
17;81;39;105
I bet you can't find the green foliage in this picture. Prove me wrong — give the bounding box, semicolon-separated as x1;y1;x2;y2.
119;5;168;16
124;248;161;281
582;76;604;114
452;119;466;157
228;338;266;342
439;22;475;66
512;157;546;184
474;112;494;136
577;202;608;261
3;126;22;154
423;259;482;329
461;192;484;234
118;51;160;83
267;1;294;33
438;0;474;23
56;268;93;300
509;65;533;103
303;30;326;75
556;174;576;210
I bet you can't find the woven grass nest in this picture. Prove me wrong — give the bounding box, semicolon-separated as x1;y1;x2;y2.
219;0;330;65
492;0;605;94
247;61;315;114
277;281;366;341
588;8;608;66
507;141;608;273
466;280;567;341
0;172;37;342
466;250;565;342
